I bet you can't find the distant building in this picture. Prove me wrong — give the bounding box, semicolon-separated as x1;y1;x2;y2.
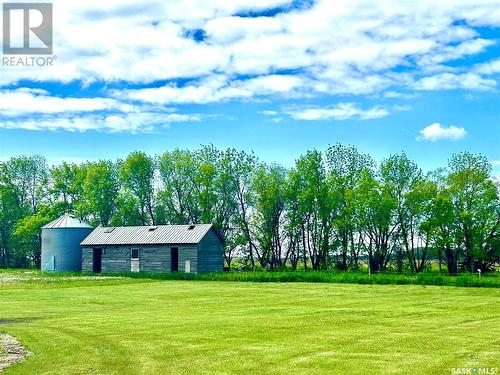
80;224;224;274
41;214;94;272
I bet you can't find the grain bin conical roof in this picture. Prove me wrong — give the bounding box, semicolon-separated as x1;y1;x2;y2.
41;214;93;229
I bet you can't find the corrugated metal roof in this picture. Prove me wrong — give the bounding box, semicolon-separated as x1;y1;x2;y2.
42;214;93;229
80;224;214;246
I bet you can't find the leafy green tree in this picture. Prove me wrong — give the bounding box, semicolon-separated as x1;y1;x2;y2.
380;153;435;272
446;152;499;272
358;171;398;272
159;149;199;224
222;149;258;269
253;164;287;269
0;182;21;267
2;155;49;214
213;149;244;268
119;152;156;225
111;192;143;226
14;206;56;268
404;178;438;272
0;156;50;267
83;161;119;226
195;145;220;224
326;144;374;270
285;167;307;270
292;150;334;270
426;173;459;274
50;162;88;215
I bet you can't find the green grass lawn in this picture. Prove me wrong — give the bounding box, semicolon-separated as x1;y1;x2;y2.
0;272;499;374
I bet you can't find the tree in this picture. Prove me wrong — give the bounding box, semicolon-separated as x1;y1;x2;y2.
14;207;56;268
195;145;221;224
83;161;119;226
159;149;199;224
50;162;88;215
111;192;143;226
404;178;437;272
119;152;156;225
292;150;334;270
285;167;307;270
326;144;374;270
427;172;459;274
0;156;50;267
359;171;398;272
223;149;258;269
0;182;21;267
446;152;499;272
205;147;240;268
2;155;49;214
380;153;434;272
253;164;287;269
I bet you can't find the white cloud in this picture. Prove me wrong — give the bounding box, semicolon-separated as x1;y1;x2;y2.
286;103;389;121
0;111;202;133
0;87;206;133
418;123;467;142
414;73;497;91
475;58;500;75
259;110;283;122
114;74;306;104
383;91;417;99
259;110;278;116
0;88;132;116
0;0;498;98
270;117;283;123
417;38;494;68
393;104;413;112
0;0;499;133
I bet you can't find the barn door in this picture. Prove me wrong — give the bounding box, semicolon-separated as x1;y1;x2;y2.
44;256;55;271
93;248;102;273
171;247;178;272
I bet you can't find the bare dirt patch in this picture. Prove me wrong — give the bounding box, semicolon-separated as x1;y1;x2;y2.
0;334;32;372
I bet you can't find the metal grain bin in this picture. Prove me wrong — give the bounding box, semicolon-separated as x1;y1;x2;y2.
41;214;93;272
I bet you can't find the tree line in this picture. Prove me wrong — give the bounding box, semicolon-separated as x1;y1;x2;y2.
0;144;498;274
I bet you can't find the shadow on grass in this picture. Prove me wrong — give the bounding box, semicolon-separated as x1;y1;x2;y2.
0;317;44;326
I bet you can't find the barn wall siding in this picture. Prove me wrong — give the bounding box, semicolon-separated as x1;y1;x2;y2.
82;244;202;273
178;246;198;273
140;246;169;273
102;246;130;272
82;247;93;272
197;229;224;273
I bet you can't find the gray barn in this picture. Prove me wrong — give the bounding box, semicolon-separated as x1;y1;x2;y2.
80;224;223;274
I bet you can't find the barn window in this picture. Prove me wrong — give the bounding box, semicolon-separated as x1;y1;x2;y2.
131;248;139;260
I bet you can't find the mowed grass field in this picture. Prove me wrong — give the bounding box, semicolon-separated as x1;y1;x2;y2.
0;273;499;375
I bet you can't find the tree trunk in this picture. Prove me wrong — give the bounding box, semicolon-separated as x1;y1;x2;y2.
301;224;307;271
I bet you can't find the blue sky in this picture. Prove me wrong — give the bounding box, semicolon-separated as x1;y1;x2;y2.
0;0;499;175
